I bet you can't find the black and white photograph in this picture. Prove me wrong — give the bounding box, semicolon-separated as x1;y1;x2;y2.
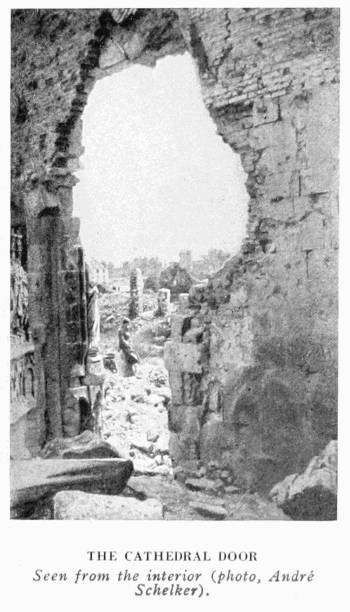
9;5;339;524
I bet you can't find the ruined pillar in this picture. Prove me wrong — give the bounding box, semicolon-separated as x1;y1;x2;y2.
129;268;143;319
34;206;65;439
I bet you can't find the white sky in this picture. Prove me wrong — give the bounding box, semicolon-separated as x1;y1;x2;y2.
73;53;248;266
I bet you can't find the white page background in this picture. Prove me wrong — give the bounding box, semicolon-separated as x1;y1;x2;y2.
1;2;348;610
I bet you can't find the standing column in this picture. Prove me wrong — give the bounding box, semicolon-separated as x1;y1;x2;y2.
129;268;143;319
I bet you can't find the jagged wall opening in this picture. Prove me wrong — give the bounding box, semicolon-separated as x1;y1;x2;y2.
11;9;338;494
73;51;249;277
70;28;249;472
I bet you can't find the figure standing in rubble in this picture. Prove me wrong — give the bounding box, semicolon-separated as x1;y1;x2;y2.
118;317;139;376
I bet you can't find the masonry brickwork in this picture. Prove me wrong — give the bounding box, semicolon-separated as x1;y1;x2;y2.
11;8;338;489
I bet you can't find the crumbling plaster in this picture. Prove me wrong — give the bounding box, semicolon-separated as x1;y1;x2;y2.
11;8;339;489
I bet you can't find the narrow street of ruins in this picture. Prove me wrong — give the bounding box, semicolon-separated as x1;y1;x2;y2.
55;283;289;521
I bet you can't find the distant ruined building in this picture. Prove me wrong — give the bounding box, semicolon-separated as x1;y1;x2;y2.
179;249;192;272
88;259;109;286
11;8;338;493
159;263;195;298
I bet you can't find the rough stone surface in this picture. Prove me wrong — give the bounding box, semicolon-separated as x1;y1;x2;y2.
11;8;338;494
53;490;163;519
269;440;337;520
189;501;228;520
124;474;288;520
39;430;128;459
185;477;222;493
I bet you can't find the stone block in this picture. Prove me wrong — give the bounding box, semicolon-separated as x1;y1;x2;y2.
307;250;337;286
269;441;337;520
167;369;183;405
261;196;294;222
292;195;312;218
199;417;227;464
164;342;202;374
262;170;297;200
253;96;280;127
303;88;338;195
54;491;163;520
124;32;146;60
99;38;126;70
298;212;325;251
170;315;185;340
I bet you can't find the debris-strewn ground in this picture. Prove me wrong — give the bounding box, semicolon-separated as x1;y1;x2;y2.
18;305;288;520
102;358;172;476
101;343;287;520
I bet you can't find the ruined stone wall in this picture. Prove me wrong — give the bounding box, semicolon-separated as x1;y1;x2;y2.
171;7;339;489
11;8;338;486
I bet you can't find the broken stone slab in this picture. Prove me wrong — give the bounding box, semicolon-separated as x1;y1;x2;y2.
269;440;337;520
189;502;228;520
11;458;133;511
224;485;240;495
185;477;222;493
54;491;163;520
39;430;129;460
